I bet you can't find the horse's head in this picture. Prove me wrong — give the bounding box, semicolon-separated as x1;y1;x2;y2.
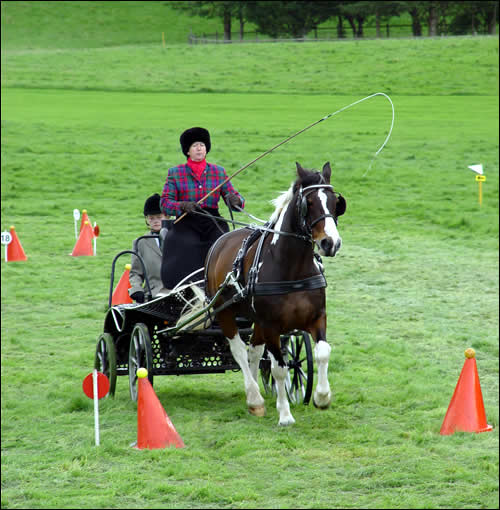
295;162;346;257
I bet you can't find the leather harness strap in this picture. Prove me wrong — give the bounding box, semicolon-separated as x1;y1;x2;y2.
230;184;334;298
253;273;326;296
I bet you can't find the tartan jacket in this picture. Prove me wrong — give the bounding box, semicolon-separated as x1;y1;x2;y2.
160;162;244;217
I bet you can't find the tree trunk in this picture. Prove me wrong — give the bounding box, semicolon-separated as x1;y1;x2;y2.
488;2;497;34
238;6;244;40
337;15;345;38
356;15;364;38
428;5;438;36
409;8;422;36
223;9;231;40
376;12;381;38
345;15;357;37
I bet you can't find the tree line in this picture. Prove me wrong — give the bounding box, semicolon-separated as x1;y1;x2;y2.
172;1;499;41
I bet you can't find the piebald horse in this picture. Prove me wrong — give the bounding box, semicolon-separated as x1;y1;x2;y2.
205;162;346;425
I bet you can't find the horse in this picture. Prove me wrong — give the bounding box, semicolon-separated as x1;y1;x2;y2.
204;162;346;425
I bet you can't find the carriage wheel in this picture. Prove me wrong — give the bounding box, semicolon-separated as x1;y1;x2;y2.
284;331;313;405
128;323;153;402
94;333;117;397
260;331;313;405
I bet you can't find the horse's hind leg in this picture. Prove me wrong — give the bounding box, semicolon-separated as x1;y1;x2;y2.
248;343;265;386
311;317;332;409
219;310;265;416
266;334;295;426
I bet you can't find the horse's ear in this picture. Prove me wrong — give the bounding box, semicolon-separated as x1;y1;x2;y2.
322;162;331;183
296;162;307;180
336;194;346;217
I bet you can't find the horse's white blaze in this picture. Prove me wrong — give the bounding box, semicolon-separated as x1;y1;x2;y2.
313;340;332;408
318;190;341;246
269;351;296;426
248;343;265;383
227;333;264;409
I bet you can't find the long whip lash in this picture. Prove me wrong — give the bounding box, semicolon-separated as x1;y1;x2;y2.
175;92;394;223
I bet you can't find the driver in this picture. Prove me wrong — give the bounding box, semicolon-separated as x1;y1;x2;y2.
160;127;244;289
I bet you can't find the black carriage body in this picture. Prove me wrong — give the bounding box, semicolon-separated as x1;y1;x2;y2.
103;292;253;376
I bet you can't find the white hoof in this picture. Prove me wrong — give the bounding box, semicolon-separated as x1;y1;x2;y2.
278;415;296;426
313;390;331;409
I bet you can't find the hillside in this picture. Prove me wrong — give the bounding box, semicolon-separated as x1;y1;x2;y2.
1;0;223;49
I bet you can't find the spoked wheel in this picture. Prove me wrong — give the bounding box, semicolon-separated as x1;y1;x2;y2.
128;323;153;402
94;333;117;397
283;331;313;405
260;330;313;405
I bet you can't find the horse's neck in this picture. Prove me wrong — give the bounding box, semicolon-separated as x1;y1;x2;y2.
263;202;316;279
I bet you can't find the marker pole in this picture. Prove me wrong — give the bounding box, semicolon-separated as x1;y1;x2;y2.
475;174;486;207
93;369;100;446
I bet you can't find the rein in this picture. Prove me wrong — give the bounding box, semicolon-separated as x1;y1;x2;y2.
191;182;337;243
189;207;311;242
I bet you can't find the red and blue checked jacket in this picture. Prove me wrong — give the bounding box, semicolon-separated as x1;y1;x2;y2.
160;162;245;217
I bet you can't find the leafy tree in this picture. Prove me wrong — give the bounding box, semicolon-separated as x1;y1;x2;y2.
399;1;451;36
447;1;499;34
370;1;405;37
170;1;247;40
244;1;337;39
338;1;370;38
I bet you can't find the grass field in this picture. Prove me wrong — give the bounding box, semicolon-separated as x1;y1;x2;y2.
1;2;499;509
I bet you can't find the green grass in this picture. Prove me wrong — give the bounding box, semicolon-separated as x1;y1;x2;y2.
1;3;499;509
1;36;498;96
0;0;226;49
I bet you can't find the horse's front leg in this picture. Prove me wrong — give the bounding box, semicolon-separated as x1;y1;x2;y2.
312;318;332;409
267;340;295;426
219;311;265;416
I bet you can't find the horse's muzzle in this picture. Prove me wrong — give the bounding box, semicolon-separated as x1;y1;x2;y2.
319;237;342;257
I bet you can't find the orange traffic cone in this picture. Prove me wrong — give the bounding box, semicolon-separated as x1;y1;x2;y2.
111;264;133;305
71;221;94;257
6;226;28;262
134;368;185;449
440;348;493;435
79;210;95;237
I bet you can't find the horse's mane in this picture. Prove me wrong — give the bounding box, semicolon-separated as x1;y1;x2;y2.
269;185;294;224
269;168;323;224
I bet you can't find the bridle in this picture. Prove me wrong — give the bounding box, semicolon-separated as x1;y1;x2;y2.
296;184;341;237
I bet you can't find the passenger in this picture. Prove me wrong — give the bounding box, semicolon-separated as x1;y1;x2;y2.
129;193;171;303
160;127;244;289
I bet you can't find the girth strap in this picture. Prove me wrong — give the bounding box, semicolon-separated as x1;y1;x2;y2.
253;273;327;296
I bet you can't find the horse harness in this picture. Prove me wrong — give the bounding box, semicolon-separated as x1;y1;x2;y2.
229;183;338;299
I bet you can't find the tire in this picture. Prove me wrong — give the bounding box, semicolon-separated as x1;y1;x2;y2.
128;323;153;402
94;333;117;397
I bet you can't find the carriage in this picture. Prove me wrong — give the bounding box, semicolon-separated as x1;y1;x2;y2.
93;162;345;425
94;254;314;404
